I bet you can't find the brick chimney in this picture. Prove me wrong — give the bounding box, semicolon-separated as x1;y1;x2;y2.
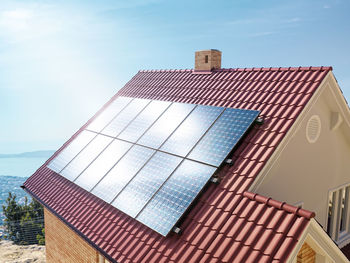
194;49;222;71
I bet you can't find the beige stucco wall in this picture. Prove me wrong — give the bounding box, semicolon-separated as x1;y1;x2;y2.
253;73;350;231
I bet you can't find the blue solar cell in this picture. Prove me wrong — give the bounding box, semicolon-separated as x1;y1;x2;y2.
188;108;259;166
111;152;182;217
47;96;260;237
101;98;150;137
92;145;155;203
74;139;132;191
87;97;132;132
60;135;113;181
137;160;216;236
160;105;224;157
118;100;171;143
137;103;195;149
47;130;96;173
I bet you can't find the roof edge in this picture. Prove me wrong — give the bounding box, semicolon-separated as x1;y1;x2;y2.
138;66;333;73
21;185;118;263
243;191;316;219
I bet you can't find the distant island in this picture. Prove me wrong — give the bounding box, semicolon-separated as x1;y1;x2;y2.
0;150;55;159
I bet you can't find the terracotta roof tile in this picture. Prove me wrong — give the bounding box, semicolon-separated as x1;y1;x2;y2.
23;66;330;262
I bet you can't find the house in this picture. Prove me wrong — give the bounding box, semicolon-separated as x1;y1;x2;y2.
22;50;350;262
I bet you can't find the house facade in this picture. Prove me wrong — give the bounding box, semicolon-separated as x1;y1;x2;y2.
251;70;350;248
23;50;349;262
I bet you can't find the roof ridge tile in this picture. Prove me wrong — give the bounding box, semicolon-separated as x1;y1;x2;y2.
138;67;332;74
243;192;315;219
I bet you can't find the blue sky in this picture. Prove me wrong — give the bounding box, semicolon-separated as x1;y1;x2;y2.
0;0;349;153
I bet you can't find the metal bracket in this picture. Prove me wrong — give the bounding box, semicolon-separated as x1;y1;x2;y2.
210;177;220;184
224;158;234;166
172;227;182;234
255;117;264;125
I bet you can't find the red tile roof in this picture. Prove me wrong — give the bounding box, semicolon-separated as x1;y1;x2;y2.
23;66;331;262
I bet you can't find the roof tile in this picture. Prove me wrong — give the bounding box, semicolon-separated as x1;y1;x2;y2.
23;66;331;263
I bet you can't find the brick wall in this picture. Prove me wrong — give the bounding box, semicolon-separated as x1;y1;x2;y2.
194;50;221;71
44;208;99;263
297;242;316;263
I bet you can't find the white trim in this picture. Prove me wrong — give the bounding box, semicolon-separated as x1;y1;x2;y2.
287;219;349;263
327;73;350;128
328;182;350;193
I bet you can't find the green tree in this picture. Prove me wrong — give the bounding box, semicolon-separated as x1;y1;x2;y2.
2;192;44;245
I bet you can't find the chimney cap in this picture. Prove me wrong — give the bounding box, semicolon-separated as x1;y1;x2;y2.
196;49;221;52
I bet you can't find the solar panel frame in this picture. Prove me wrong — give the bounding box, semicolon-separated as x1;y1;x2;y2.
111;151;183;218
136;102;196;149
73;139;133;192
90;145;156;203
47;130;97;173
86;96;133;133
159;105;225;157
47;96;260;236
101;98;151;138
59;135;113;181
136;160;216;236
187;108;260;167
118;100;172;143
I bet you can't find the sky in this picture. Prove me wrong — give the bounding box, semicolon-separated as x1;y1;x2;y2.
0;0;349;154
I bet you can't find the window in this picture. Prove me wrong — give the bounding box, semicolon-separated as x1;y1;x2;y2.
327;185;350;246
205;55;209;63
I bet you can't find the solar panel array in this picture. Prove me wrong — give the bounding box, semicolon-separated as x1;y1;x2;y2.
47;96;259;236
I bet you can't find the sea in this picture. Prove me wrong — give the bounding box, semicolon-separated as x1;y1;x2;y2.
0;156;50;225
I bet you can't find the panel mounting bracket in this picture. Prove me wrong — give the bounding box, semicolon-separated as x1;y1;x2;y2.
172;226;182;235
224;158;234;166
210;177;221;184
255;117;264;125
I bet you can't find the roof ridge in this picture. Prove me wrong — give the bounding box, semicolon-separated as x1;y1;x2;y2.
138;67;333;73
243;191;315;219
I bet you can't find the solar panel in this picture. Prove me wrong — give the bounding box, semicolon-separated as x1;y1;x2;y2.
47;130;96;173
118;100;171;143
137;160;216;236
111;152;182;217
188;108;259;166
74;139;132;191
137;103;195;149
48;96;259;236
87;96;132;132
91;145;155;203
160;105;224;157
101;98;150;137
60;135;113;181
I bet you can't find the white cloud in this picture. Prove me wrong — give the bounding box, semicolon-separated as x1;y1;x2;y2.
0;9;33;30
0;6;63;43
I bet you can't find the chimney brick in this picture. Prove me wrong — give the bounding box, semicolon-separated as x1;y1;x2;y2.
195;49;222;71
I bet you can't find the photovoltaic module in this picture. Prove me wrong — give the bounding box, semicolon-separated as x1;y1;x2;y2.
47;96;259;236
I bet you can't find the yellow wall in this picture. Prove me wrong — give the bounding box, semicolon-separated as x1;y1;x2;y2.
44;208;100;263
